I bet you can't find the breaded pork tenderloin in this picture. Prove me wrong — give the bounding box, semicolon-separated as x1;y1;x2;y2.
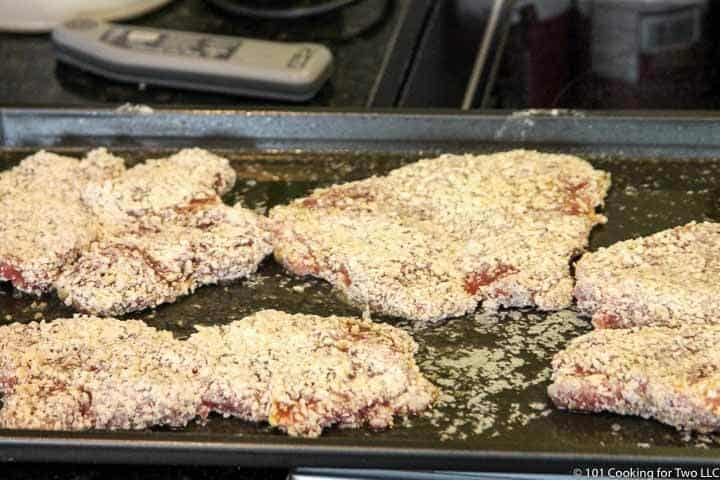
189;309;438;437
574;222;720;329
548;325;720;432
0;312;435;436
56;201;272;316
0;316;207;430
0;149;125;294
271;150;610;322
81;147;237;225
0;148;269;315
54;148;271;316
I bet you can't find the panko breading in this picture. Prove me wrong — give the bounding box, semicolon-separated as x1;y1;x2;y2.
56;201;272;316
574;222;720;328
0;148;270;316
54;148;269;316
549;325;720;432
0;316;207;430
0;312;435;437
270;150;610;322
0;149;125;294
189;309;438;437
81;147;237;225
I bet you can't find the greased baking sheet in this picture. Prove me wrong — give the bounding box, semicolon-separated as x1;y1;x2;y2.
0;110;719;471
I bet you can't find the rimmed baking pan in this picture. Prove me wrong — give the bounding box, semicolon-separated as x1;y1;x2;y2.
1;109;719;472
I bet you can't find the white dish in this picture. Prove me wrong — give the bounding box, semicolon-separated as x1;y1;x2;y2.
0;0;174;33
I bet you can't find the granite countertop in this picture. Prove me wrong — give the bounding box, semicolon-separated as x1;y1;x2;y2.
0;0;405;109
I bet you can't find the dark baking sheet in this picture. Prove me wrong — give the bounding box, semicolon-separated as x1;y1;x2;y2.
1;110;720;472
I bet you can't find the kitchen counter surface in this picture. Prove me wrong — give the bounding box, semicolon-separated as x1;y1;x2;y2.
0;0;407;108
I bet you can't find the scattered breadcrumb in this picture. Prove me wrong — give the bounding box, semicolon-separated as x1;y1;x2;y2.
413;309;588;440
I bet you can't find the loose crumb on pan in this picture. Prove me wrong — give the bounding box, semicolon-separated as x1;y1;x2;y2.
413;309;588;440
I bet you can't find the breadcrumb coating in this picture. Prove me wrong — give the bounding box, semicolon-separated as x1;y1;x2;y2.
574;221;720;328
0;147;270;316
56;202;272;316
0;312;435;437
189;309;438;437
0;149;125;294
270;150;610;322
0;316;207;430
549;325;720;432
82;148;237;225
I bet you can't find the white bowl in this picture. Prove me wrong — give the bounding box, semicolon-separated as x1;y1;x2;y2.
0;0;174;32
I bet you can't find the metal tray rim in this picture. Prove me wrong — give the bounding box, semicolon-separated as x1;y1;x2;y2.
2;110;720;471
5;108;720;158
2;434;719;471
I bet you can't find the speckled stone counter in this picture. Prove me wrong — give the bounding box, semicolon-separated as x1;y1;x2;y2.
0;0;404;108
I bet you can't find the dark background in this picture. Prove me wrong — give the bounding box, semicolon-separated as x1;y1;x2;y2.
4;0;720;111
0;0;415;109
